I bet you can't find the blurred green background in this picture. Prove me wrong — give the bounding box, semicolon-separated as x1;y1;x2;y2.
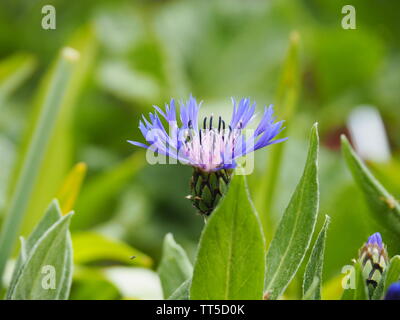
0;0;399;299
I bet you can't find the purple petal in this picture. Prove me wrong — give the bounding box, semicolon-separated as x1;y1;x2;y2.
367;232;383;248
127;140;149;149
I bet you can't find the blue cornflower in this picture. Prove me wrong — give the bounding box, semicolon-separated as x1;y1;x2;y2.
359;232;389;289
385;282;400;300
128;95;286;172
129;95;286;215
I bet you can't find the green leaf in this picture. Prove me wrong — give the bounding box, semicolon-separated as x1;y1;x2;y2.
98;60;162;104
302;215;330;300
322;274;345;300
168;279;191;300
190;174;265;300
7;200;62;298
371;275;385;300
58;235;73;300
56;162;87;214
353;262;369;300
70;266;121;300
72;231;153;268
341;262;368;300
373;255;400;300
303;277;319;300
264;123;320;300
158;233;193;299
341;136;400;235
383;256;400;292
369;160;400;196
255;31;300;243
0;52;36;102
9;212;74;300
18;26;97;239
73;151;145;230
0;46;79;284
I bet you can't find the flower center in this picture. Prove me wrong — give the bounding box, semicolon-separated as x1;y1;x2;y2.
181;116;242;171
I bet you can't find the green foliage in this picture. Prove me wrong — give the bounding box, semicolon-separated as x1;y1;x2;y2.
1;0;400;301
168;279;191;300
57;162;87;215
70;266;121;300
7;200;73;300
72;231;152;268
0;48;79;284
190;174;265;300
72;151;146;230
341;262;368;300
372;255;400;300
7;200;62;298
264;124;319;300
303;277;319;300
383;256;400;293
19;26;97;237
0;53;36;102
341;136;400;235
256;31;300;242
71;274;121;300
302;215;330;300
158;233;192;299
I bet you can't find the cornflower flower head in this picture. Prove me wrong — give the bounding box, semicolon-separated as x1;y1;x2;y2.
129;95;286;215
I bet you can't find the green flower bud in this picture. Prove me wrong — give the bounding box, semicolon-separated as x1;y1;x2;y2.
187;168;232;216
359;232;389;289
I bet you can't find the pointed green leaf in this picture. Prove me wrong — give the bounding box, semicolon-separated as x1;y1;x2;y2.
383;256;400;292
373;255;400;300
256;31;300;243
0;46;79;284
190;175;265;300
20;200;62;253
341;262;369;300
302;215;330;300
9;213;73;300
18;26;97;238
57;162;87;214
168;279;191;300
7;200;62;298
371;274;385;300
303;277;319;300
158;233;193;299
341;136;400;235
264;123;319;300
354;262;369;300
57;233;73;300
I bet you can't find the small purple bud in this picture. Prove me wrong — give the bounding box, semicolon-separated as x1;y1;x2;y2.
367;232;383;248
359;232;389;289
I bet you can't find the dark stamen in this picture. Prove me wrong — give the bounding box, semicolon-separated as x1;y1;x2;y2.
199;129;202;145
188;120;193;129
203;117;207;130
218;116;222;132
209;116;213;130
228;125;233;139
